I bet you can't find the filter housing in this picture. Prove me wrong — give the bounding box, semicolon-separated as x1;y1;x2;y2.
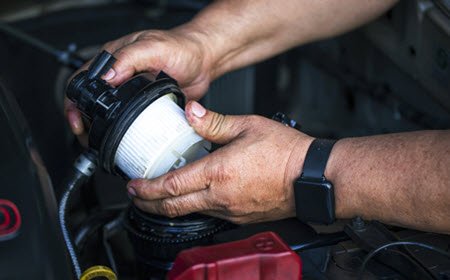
66;51;209;179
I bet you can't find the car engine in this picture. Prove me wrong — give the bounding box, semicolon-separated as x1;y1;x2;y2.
0;1;449;279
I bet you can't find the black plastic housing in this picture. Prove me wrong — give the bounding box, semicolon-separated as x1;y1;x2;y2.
66;51;185;176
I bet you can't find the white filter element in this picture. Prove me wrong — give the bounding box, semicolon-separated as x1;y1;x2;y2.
115;94;210;179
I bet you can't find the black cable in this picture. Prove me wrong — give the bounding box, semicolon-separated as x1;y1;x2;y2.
357;241;450;280
74;209;121;250
0;21;60;57
387;249;436;280
0;20;85;69
300;254;330;280
290;231;349;252
102;213;124;275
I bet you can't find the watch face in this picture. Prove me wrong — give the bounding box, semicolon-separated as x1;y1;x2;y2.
294;179;335;224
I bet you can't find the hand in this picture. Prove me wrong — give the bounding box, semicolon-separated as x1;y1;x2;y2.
65;26;213;135
127;101;314;224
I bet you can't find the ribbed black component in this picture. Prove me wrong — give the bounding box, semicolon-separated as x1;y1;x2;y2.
124;205;230;279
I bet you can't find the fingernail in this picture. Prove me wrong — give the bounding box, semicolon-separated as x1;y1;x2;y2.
127;192;133;200
68;114;82;134
128;187;136;196
72;121;81;134
191;101;206;118
102;68;116;80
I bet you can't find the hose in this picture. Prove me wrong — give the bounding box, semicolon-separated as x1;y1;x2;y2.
59;151;97;279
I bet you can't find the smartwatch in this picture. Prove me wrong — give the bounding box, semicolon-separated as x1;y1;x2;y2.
294;138;337;224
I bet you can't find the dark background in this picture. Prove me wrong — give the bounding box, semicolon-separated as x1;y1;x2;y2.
0;1;449;279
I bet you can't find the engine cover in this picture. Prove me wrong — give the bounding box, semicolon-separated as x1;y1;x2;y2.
168;231;302;280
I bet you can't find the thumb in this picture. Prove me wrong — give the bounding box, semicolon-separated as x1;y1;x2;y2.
185;101;247;144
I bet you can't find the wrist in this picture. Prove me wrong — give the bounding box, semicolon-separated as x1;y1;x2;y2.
173;11;234;81
177;2;282;81
323;138;357;219
171;22;216;82
285;134;315;183
289;137;357;223
284;134;315;216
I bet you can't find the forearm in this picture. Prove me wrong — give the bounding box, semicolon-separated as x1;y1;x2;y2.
326;130;450;234
176;0;398;80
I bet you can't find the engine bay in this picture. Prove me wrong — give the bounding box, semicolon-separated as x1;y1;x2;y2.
0;1;449;279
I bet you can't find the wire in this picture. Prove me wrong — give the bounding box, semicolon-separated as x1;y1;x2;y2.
59;152;97;279
0;21;60;57
59;170;86;278
290;231;349;252
387;249;436;280
0;20;85;69
357;241;450;280
102;213;124;275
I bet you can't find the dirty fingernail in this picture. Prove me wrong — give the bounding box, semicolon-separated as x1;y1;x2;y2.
191;101;206;118
102;68;116;80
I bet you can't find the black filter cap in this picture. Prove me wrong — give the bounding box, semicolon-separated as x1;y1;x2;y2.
66;51;185;175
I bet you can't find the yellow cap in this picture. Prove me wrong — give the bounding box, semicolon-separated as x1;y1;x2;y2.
80;266;117;280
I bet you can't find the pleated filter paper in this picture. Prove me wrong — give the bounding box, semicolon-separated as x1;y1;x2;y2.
115;94;210;179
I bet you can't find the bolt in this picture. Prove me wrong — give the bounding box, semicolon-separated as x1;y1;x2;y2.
352;216;365;231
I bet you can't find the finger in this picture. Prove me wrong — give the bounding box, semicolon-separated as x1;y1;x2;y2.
64;98;84;135
76;133;89;148
67;32;142;84
98;32;144;83
127;156;210;200
185;101;249;144
133;191;211;218
107;40;165;86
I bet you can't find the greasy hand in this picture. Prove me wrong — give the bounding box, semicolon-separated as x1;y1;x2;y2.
65;27;213;135
127;102;314;224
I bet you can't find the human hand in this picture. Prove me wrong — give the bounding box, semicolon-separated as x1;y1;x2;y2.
127;101;314;224
65;26;213;135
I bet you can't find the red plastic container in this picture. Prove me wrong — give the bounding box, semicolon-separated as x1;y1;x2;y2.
167;231;302;280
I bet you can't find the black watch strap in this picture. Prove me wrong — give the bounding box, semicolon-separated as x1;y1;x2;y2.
295;138;337;224
301;139;337;180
